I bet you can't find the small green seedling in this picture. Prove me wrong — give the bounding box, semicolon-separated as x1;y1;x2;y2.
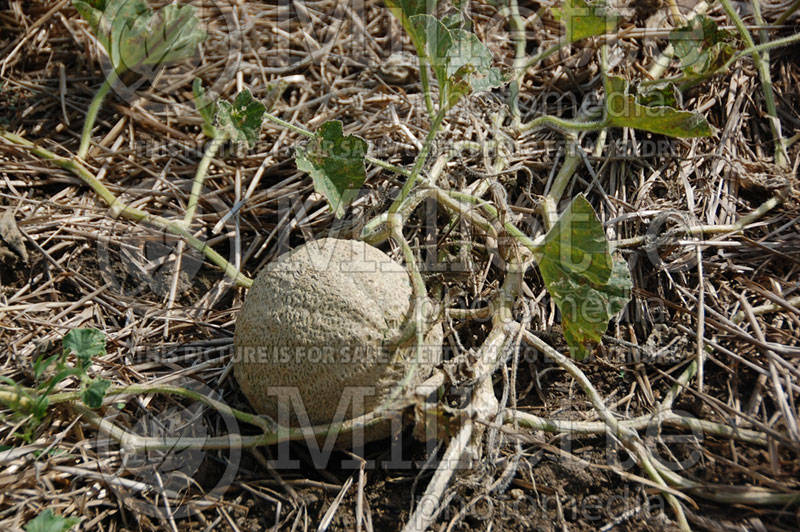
24;509;80;532
0;328;110;442
184;83;267;226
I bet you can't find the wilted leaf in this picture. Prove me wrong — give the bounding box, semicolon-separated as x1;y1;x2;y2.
215;89;266;150
82;379;111;408
72;0;206;75
670;15;736;77
606;76;713;137
63;328;106;369
541;195;612;286
552;0;620;43
295;120;368;218
24;509;80;532
538;195;631;359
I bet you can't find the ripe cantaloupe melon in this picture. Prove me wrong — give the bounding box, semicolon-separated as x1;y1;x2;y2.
233;238;442;443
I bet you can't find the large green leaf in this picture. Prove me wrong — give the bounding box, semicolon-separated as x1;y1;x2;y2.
605;76;713;138
552;0;620;43
670;15;736;77
295;120;368;218
538;195;631;359
215;89;266;149
72;0;206;74
408;14;504;110
549;255;631;360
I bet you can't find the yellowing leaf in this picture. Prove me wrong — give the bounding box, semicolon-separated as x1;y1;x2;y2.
606;76;713;138
552;0;620;43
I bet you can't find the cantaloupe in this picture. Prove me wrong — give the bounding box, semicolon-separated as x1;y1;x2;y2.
233;238;442;444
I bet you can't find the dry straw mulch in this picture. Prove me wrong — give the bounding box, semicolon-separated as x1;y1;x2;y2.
1;0;800;531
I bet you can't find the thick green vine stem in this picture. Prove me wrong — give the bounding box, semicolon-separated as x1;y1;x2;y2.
77;68;121;160
503;0;528;124
517;114;605;134
183;134;227;226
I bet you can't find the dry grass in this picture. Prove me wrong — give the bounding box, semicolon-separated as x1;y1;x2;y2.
1;0;799;530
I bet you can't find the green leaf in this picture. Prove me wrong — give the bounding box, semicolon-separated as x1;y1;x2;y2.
409;14;504;110
193;78;218;138
82;379;111;409
552;0;620;43
385;3;503;110
295;120;368;218
72;0;206;75
24;509;80;532
558;256;631;360
62;328;106;369
215;89;266;150
538;195;631;360
605;76;713;138
670;15;735;77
